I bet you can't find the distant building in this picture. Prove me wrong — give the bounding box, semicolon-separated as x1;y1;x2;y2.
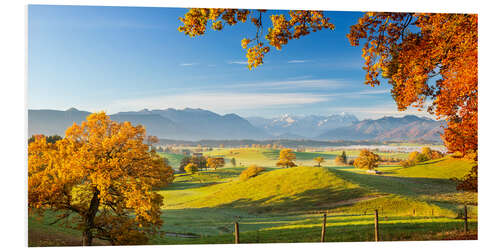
181;149;191;156
193;152;203;157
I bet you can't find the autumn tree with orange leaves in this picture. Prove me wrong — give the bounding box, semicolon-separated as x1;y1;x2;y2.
347;13;477;190
28;112;174;245
347;13;477;157
178;10;478;190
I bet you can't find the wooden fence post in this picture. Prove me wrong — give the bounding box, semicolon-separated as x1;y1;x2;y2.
374;209;379;242
321;213;327;242
234;221;239;244
464;205;468;233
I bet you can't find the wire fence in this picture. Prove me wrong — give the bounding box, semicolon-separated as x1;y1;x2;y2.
160;205;477;243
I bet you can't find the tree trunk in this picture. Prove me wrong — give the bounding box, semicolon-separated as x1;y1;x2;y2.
82;229;93;246
82;188;100;246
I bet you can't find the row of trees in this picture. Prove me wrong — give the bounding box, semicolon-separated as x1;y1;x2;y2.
179;155;226;173
399;147;444;167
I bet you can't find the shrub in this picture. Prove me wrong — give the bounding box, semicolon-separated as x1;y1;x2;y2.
184;163;198;174
416;152;429;162
452;165;478;192
399;160;414;168
240;165;265;181
421;147;432;159
431;150;444;159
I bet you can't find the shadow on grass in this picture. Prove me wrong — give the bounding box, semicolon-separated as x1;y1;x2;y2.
203;186;369;214
331;169;457;197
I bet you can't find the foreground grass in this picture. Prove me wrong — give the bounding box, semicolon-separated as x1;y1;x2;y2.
151;214;477;244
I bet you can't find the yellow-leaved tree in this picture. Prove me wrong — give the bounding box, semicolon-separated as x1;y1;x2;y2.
207;157;225;170
28;112;174;246
276;149;297;168
314;156;325;167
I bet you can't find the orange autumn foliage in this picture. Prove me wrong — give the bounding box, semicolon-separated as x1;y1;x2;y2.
347;13;477;156
207;157;225;170
28;112;174;245
178;9;334;70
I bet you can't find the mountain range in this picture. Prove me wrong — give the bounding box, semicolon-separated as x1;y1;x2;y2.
316;115;445;141
246;113;359;138
28;108;444;142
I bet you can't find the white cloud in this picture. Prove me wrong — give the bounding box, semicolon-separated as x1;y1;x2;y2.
228;61;248;65
287;60;308;63
179;63;197;66
230;79;348;90
110;92;330;113
357;89;391;95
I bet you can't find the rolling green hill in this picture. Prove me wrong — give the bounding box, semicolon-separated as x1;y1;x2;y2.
161;166;367;212
393;156;475;179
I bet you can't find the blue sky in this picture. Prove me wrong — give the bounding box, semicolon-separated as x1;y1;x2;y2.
28;5;432;119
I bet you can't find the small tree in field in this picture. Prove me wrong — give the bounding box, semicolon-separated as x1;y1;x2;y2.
190;156;207;171
335;151;348;165
207;157;225;170
179;156;191;172
28;112;174;246
421;147;432;159
353;149;381;170
314;156;325;167
276;149;297;168
230;157;236;167
184;163;198;174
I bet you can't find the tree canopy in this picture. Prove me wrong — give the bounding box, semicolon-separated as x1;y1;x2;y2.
178;9;335;70
207;157;225;170
353;149;381;170
347;13;477;156
276;148;297;168
28;112;174;245
314;156;325;167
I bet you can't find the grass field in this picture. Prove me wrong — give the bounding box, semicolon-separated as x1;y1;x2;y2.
29;147;477;246
157;152;185;168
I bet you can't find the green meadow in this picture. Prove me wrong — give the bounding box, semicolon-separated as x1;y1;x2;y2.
29;147;477;246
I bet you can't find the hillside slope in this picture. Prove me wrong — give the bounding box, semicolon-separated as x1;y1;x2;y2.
162;167;369;212
393;157;475;179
